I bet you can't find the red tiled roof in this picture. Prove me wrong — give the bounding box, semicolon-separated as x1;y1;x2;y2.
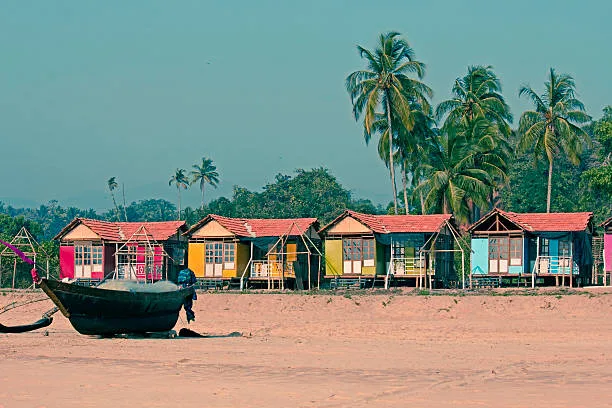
54;218;186;242
116;221;186;241
470;209;593;232
207;215;251;237
321;210;453;234
185;214;318;238
246;218;317;237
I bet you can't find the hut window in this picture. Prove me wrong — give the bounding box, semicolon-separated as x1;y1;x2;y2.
559;240;571;257
92;246;103;265
509;238;522;266
223;243;235;262
363;239;375;260
343;238;374;261
540;239;550;256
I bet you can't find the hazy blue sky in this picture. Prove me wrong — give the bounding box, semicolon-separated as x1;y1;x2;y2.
1;1;610;211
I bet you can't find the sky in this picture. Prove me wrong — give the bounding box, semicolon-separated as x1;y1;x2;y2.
0;0;610;211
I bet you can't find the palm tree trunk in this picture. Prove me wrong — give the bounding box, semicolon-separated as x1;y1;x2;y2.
110;193;120;222
201;183;205;211
177;186;182;220
546;159;553;213
419;190;425;214
121;184;128;221
402;165;409;215
385;94;398;214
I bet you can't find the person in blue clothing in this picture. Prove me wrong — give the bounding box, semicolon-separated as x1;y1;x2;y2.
177;268;197;323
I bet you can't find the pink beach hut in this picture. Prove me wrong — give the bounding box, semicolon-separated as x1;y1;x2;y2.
54;218;187;282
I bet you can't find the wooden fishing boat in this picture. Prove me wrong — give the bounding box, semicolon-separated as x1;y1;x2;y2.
33;271;194;336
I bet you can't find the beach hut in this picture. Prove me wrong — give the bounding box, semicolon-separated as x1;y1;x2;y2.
54;218;187;283
602;217;612;284
319;211;461;289
184;215;321;290
468;209;594;287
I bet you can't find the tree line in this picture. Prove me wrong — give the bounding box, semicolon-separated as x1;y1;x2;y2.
346;31;610;224
1;31;611;286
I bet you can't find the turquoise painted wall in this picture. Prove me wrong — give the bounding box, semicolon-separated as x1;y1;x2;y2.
471;238;488;275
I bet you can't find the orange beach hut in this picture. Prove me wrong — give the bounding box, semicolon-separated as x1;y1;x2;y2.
184;215;321;289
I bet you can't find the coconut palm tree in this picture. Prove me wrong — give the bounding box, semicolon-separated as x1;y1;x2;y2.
168;168;189;220
106;177;121;221
436;66;513;221
414;118;507;223
190;157;220;210
436;65;513;137
518;68;592;212
346;31;433;214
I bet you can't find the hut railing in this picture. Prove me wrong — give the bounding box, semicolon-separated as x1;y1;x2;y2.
250;260;294;278
390;255;426;276
531;256;579;275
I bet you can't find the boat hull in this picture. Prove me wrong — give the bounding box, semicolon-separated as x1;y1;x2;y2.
39;278;194;336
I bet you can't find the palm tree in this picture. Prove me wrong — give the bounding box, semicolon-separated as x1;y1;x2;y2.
518;68;592;212
436;65;513;137
346;31;433;214
373;109;436;214
168;168;189;220
190;157;220;210
436;66;512;221
107;177;121;221
414;118;507;223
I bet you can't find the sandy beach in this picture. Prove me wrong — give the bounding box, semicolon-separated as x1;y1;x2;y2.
2;288;612;408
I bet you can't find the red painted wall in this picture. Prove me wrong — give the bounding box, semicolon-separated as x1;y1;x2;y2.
59;246;75;279
104;244;115;279
605;233;612;272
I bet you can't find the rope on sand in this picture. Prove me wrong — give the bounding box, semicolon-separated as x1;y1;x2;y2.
0;296;50;315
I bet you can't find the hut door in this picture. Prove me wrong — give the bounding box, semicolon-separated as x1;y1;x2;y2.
343;238;362;274
488;237;509;274
205;242;223;277
74;243;93;279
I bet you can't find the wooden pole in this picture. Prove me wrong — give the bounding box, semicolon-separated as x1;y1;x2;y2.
317;255;321;290
12;257;17;289
307;247;312;291
534;237;539;288
461;248;465;290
